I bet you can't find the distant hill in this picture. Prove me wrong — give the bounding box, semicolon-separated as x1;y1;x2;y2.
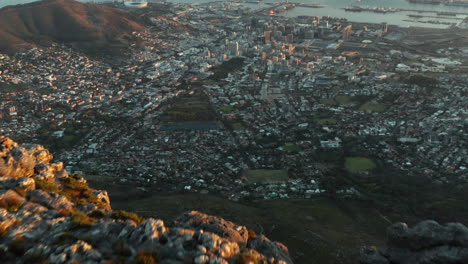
0;0;145;54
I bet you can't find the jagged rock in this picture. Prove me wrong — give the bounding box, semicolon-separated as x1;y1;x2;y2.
0;138;294;264
360;247;390;264
27;189;73;212
175;211;249;246
0;147;35;178
0;208;18;235
0;177;36;191
143;218;167;239
49;252;67;264
20;201;48;214
0;189;25;210
362;221;468;264
33;149;53;164
248;235;293;264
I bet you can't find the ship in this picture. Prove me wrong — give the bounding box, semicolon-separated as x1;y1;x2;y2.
344;6;398;13
296;3;324;8
408;0;442;3
344;6;363;11
444;0;468;6
437;11;457;16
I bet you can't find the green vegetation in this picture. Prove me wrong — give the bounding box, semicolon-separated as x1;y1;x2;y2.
210;58;245;80
319;95;357;106
70;210;97;229
345;157;376;173
59;174;107;208
166;111;196;121
35;87;54;95
319;98;336;105
111;210;144;224
89;209;107;218
283;144;300;152
317;118;337;124
107;191;389;264
244;169;289;184
231;122;245;130
359;103;386;112
162;91;217;122
135;249;159;264
1;83;28;93
335;95;352;105
220;105;235;112
34;178;59;192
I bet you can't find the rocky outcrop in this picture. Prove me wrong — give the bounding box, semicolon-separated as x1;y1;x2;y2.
0;137;292;264
361;220;468;264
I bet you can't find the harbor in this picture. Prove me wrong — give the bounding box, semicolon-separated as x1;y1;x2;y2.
343;5;468;16
1;0;468;29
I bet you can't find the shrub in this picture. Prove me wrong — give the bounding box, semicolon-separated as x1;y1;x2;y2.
89;209;106;218
111;210;144;224
59;174;107;209
70;210;96;229
34;178;59;192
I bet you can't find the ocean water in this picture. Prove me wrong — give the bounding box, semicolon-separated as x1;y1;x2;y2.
0;0;467;28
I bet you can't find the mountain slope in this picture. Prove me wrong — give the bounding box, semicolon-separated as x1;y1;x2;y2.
0;0;145;54
0;137;293;264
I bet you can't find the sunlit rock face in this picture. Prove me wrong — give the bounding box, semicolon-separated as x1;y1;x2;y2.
0;137;293;264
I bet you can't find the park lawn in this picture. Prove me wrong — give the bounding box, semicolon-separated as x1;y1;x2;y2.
359;103;386;112
320;98;337;105
35;87;55;95
335;95;352;105
318;118;337;124
1;83;28;92
283;144;301;152
345;157;376;173
231;122;244;130
220;105;235;112
244;169;289;184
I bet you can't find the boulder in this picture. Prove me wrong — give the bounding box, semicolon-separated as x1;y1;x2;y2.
26;190;73;212
362;220;468;264
0;190;25;210
174;211;249;246
248;235;293;264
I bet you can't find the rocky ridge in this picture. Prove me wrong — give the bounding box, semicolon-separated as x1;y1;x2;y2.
361;220;468;264
0;137;293;264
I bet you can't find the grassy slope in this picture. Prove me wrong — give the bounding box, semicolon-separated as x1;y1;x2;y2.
95;182;389;264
